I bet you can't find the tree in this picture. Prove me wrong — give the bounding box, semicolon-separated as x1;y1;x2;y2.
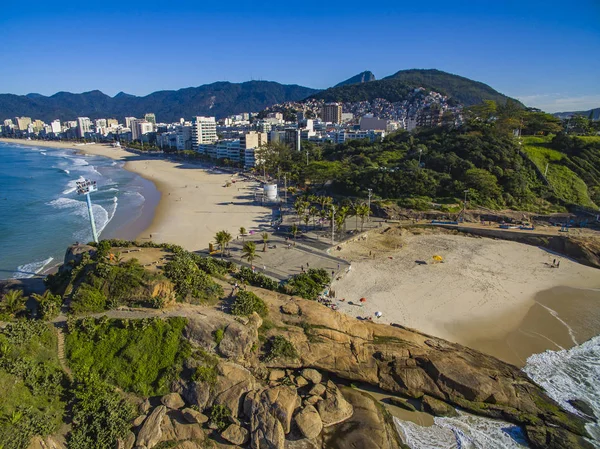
1;289;26;316
239;227;247;241
303;214;310;231
294;199;308;223
355;203;370;231
32;290;62;320
214;231;229;259
464;168;502;203
290;224;299;240
222;231;233;256
308;206;319;229
261;232;269;252
242;241;260;265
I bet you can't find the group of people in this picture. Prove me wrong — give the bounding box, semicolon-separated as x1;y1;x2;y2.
551;258;561;268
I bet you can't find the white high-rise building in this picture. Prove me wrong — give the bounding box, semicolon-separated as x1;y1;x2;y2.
191;116;217;149
125;117;137;128
131;119;153;140
76;117;91;138
50;120;62;134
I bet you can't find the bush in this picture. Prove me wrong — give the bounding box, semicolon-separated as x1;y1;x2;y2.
231;290;268;317
209;405;231;432
71;284;107;314
284;269;331;300
68;377;134;449
163;252;224;303
234;267;279;291
191;349;219;385
33;291;63;320
265;336;298;362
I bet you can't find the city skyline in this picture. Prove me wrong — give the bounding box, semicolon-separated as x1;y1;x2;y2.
1;0;599;112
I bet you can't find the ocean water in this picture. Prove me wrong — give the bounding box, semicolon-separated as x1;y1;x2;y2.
0;142;159;279
394;336;600;448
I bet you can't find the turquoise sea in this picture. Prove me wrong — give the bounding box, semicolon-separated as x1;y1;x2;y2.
0;142;159;279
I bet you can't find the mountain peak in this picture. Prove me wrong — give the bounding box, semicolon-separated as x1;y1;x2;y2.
334;71;376;87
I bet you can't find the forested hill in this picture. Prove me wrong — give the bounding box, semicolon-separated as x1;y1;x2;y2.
0;81;319;122
309;69;521;107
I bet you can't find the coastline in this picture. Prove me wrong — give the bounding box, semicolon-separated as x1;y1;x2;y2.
0;138;272;252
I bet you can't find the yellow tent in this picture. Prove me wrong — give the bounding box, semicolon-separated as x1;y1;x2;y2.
432;255;443;263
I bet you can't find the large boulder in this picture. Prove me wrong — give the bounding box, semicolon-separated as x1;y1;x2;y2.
245;388;288;449
161;393;185;410
261;385;299;434
218;320;259;360
316;382;353;426
322;387;400;449
212;361;259;417
222;424;250;445
136;405;167;449
421;395;458;417
294;405;323;439
301;369;322;384
181;408;208;424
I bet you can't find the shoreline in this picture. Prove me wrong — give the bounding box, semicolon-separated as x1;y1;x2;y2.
0;138;272;252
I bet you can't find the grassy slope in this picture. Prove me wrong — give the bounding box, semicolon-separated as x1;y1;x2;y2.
66;317;190;397
522;136;596;207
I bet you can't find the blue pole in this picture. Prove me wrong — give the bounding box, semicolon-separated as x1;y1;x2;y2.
85;192;99;243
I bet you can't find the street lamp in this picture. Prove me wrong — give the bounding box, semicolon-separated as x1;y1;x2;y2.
331;205;336;245
367;188;373;222
76;179;99;243
418;148;423;167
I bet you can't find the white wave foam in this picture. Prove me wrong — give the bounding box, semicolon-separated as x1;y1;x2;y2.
524;336;600;446
124;191;145;207
394;411;528;449
40;151;47;155
47;197;112;241
13;257;54;279
71;157;89;166
63;169;70;174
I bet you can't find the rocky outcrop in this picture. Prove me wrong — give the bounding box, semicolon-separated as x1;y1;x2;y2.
181;408;208;424
255;289;591;449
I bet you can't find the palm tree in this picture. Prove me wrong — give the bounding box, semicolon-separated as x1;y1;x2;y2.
223;231;233;256
294;199;308;223
337;206;349;233
309;206;318;229
356;203;370;231
242;241;260;265
2;289;26;316
261;232;269;252
214;231;228;259
239;227;247;241
290;224;299;240
303;214;310;232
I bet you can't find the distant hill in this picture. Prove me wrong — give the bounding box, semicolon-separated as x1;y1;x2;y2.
334;71;376;87
0;81;319;122
309;69;521;107
554;108;600;121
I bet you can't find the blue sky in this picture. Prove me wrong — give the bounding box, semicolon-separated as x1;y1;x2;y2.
1;0;599;112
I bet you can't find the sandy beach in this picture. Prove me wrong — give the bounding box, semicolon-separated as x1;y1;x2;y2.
330;227;600;366
0;139;272;251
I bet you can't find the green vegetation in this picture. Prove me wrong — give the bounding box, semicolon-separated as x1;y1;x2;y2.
0;289;28;320
264;335;298;362
522;136;595;207
209;404;231;432
214;327;225;345
241;241;260;265
214;230;233;259
231;290;269;317
191;349;219;385
285;269;331;300
0;322;65;448
234;267;279;291
65;317;190;397
163;251;224;304
32;290;63;320
68;377;135;449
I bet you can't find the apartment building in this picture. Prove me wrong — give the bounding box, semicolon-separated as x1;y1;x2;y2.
191;116;217;150
321;103;342;124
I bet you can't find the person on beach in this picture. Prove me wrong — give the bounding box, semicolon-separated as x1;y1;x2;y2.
557;261;560;268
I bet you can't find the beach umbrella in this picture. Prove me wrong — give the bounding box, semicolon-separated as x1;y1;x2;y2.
360;297;367;303
375;311;382;318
